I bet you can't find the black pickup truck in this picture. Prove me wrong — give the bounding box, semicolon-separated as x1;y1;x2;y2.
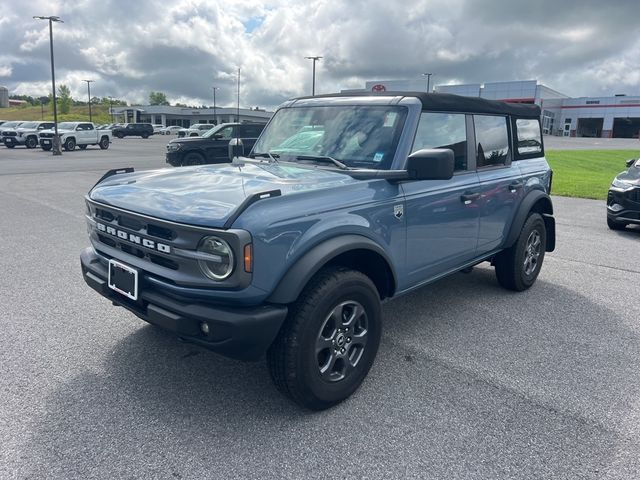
165;122;265;166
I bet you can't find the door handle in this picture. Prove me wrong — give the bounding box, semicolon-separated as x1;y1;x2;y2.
460;192;481;205
508;182;523;193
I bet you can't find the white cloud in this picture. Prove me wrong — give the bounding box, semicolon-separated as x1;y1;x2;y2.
0;0;639;107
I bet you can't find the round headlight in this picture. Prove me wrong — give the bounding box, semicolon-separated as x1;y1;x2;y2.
198;236;234;280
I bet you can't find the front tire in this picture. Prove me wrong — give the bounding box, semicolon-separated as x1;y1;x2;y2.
25;136;38;149
267;267;382;410
64;138;76;151
495;213;546;291
182;152;205;166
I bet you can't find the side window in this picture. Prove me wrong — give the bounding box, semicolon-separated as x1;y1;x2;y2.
82;123;94;131
515;118;542;155
218;126;235;139
243;125;263;137
411;112;467;171
474;115;509;168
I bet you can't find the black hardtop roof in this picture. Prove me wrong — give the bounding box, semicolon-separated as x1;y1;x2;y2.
304;91;541;118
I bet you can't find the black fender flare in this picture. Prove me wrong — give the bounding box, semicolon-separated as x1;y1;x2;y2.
267;235;397;304
503;190;555;252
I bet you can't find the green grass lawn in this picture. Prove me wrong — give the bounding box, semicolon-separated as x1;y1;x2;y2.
0;104;114;124
546;150;640;200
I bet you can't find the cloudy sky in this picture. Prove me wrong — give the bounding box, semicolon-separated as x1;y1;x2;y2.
1;0;639;109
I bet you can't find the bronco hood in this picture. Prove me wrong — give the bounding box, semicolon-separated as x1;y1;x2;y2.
89;162;358;228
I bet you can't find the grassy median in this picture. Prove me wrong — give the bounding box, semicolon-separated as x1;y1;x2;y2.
546;150;640;200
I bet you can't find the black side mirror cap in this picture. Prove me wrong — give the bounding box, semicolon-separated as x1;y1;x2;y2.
626;158;638;168
406;149;455;180
228;138;244;159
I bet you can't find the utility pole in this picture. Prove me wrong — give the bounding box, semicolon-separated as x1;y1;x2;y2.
422;72;433;93
236;68;240;122
82;79;94;121
212;86;219;124
304;56;322;96
108;96;114;123
34;15;63;155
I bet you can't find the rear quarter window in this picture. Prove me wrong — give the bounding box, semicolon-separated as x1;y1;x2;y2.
514;118;542;157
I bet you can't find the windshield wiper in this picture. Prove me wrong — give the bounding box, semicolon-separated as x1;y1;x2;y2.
295;155;349;170
251;152;279;162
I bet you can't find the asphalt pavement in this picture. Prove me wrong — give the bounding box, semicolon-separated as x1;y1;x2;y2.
1;137;640;479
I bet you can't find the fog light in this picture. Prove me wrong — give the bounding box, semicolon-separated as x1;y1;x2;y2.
200;322;210;334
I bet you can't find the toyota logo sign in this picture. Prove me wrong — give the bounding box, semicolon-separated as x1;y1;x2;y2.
371;84;386;92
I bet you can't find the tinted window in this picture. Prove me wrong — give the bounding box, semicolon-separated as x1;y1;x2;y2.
80;123;94;130
412;112;467;171
218;126;235;139
515;119;542;155
474;115;509;167
242;125;264;137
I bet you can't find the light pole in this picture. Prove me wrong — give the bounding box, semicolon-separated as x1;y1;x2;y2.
422;72;433;93
304;56;322;96
82;79;94;122
212;86;219;125
236;68;240;122
108;96;114;123
34;15;63;155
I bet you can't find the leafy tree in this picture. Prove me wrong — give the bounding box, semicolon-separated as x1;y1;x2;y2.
57;84;72;114
148;91;169;105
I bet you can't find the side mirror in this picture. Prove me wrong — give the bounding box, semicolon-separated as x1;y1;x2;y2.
228;138;244;159
626;158;638;168
213;134;223;140
406;149;455;180
76;127;82;131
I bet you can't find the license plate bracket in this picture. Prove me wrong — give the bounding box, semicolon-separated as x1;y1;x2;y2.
108;259;138;300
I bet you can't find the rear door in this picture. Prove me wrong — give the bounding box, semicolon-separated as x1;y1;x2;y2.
401;112;480;285
472;115;523;254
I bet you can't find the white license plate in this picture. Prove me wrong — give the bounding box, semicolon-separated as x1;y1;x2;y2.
108;259;138;300
42;139;51;145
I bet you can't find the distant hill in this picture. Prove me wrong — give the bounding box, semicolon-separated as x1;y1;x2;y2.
0;104;115;124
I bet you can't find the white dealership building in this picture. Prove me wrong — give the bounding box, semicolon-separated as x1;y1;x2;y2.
350;79;640;138
110;105;272;127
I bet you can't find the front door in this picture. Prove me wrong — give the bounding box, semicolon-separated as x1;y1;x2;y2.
401;112;480;286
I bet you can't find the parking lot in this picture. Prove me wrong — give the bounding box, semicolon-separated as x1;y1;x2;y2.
1;137;640;479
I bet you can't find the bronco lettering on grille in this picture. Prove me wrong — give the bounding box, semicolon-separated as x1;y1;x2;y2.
95;222;171;253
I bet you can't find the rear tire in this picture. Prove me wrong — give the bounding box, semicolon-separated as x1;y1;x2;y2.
64;138;76;151
267;267;382;410
141;133;149;139
115;132;124;139
495;213;546;291
607;216;626;230
99;137;109;150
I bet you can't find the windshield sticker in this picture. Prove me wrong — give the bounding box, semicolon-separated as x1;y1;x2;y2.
383;112;398;127
373;152;384;162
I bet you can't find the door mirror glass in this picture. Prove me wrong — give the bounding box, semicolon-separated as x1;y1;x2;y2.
406;149;454;180
228;138;244;159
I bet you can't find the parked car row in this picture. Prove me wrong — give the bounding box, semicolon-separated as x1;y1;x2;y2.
0;121;111;151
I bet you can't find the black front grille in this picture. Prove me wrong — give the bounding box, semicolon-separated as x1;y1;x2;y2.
629;188;640;203
39;132;54;138
3;132;16;137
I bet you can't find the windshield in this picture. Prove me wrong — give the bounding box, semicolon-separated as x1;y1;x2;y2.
2;121;22;128
252;106;406;170
19;122;38;129
58;122;77;129
202;124;233;139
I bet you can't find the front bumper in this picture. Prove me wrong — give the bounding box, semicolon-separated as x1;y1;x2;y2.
80;247;287;361
607;188;640;225
165;151;184;166
3;136;24;146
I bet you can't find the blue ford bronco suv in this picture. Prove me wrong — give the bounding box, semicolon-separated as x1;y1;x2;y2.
81;92;555;410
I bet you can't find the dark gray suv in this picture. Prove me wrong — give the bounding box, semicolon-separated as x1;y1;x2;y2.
111;123;154;139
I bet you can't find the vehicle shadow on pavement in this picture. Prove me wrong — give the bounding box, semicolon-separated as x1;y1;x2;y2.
23;267;640;479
